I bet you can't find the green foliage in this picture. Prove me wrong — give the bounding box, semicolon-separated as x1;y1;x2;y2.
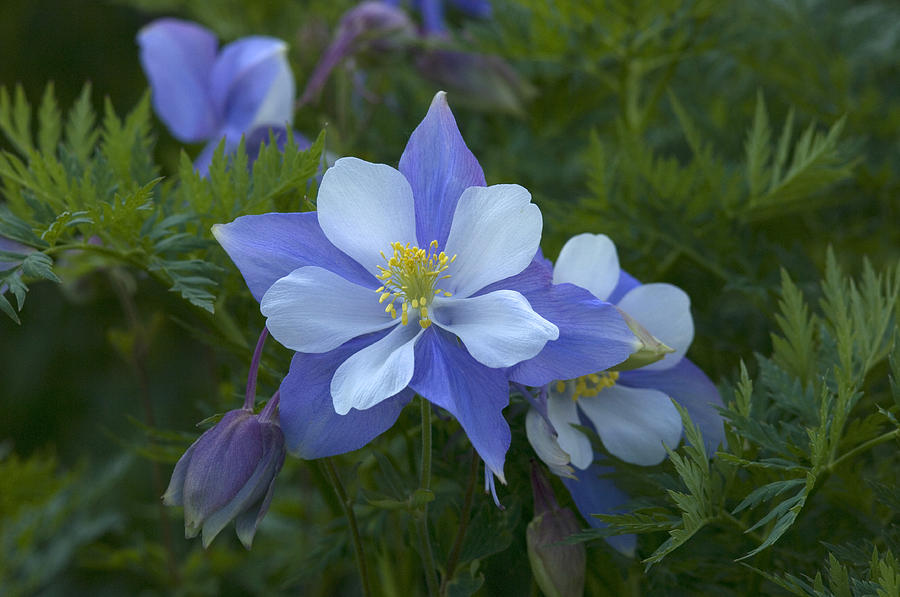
0;84;323;320
575;253;900;594
0;449;128;597
2;0;900;595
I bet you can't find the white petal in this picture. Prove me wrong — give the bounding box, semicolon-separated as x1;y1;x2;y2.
317;157;417;275
546;390;594;470
331;323;422;415
617;283;693;370
261;266;396;353
525;409;575;478
430;290;558;368
552;233;620;301
577;385;682;466
247;53;295;131
442;184;541;297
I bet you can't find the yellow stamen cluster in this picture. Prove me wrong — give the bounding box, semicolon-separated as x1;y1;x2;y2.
555;371;620;401
375;240;456;329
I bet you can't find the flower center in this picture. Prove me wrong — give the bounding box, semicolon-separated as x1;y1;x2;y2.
555;371;620;401
375;240;456;329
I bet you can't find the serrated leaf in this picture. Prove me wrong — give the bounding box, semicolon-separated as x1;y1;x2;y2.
20;252;59;283
772;268;818;384
732;478;805;515
745;90;772;199
37;83;61;156
0;292;20;323
63;83;97;167
0;84;34;156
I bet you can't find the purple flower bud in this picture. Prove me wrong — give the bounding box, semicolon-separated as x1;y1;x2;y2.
300;1;415;105
527;462;586;597
415;50;535;114
163;405;285;549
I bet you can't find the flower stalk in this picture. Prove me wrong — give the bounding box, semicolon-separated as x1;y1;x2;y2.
323;457;372;597
440;449;479;594
416;396;439;597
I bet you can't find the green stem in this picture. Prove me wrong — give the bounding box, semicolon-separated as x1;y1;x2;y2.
108;271;179;586
829;428;900;472
417;397;439;597
720;510;765;544
324;458;372;597
440;450;479;595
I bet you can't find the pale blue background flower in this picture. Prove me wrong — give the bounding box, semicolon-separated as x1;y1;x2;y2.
137;18;301;174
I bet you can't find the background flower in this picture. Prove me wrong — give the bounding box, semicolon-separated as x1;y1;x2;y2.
527;233;724;553
137;18;301;174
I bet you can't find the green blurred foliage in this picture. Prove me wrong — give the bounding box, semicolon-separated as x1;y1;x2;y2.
0;0;898;595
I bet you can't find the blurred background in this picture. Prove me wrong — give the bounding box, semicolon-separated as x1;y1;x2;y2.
1;0;898;594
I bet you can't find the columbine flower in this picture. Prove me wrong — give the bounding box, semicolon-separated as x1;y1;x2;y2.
213;92;639;483
163;329;285;549
525;233;724;553
137;18;303;175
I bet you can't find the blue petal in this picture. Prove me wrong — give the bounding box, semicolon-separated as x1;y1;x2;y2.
449;0;492;18
418;0;446;33
213;212;375;301
137;18;220;142
508;282;635;386
209;37;295;135
278;333;414;458
0;236;30;272
399;91;486;248
481;255;636;385
618;358;725;454
607;270;641;304
561;462;636;556
409;327;510;482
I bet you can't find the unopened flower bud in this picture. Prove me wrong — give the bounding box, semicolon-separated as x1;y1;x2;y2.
163;405;285;549
527;462;586;597
609;306;674;371
300;1;415;105
415;50;536;115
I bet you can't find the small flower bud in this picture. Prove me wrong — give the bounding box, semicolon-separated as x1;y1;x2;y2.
527;462;586;597
609;306;674;371
415;50;536;115
300;1;415;105
163;406;285;549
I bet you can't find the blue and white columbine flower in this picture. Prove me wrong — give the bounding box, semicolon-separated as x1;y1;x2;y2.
526;233;724;553
214;93;638;483
137;18;301;174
